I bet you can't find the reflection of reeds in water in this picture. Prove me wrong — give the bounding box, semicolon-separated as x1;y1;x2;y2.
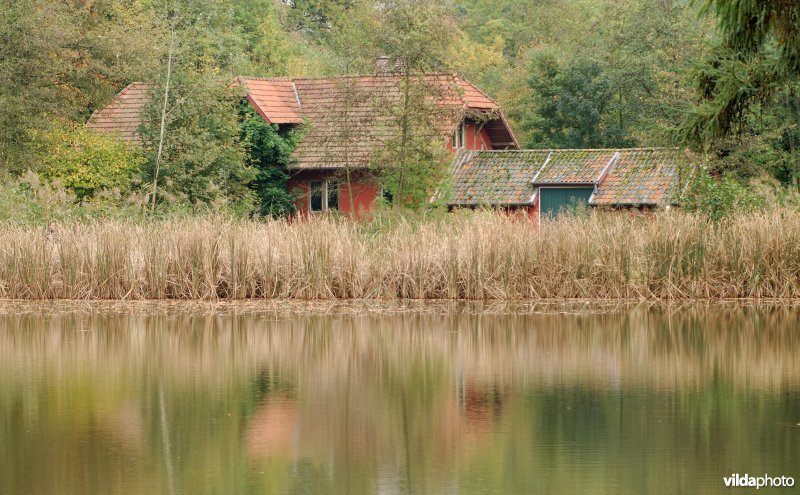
1;305;798;495
0;304;798;392
3;211;800;299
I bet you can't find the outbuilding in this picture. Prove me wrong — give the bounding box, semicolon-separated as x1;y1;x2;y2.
446;148;693;218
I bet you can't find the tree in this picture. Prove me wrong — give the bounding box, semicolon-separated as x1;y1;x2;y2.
590;0;709;145
0;0;161;173
374;0;458;208
702;0;800;73
323;3;380;214
141;78;256;210
678;0;800;145
458;0;707;149
140;0;261;212
522;54;630;148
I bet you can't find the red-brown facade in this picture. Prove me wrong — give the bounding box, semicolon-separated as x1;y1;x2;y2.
288;170;380;218
291;118;502;217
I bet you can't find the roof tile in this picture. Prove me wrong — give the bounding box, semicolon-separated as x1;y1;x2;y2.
446;150;549;206
532;149;617;184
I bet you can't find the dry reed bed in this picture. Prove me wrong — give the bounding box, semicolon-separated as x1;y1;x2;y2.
1;210;800;299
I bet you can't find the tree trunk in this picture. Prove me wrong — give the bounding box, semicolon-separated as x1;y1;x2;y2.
395;71;411;208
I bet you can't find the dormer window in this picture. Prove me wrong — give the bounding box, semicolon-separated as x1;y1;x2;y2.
452;121;466;149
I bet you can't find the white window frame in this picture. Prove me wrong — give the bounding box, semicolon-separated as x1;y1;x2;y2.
452;121;466;149
308;179;339;212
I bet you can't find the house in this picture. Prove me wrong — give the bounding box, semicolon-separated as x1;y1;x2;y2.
445;148;693;219
87;73;518;215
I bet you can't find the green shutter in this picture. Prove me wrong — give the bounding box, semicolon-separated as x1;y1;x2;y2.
539;187;594;218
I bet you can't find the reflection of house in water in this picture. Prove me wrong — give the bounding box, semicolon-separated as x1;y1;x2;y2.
246;395;299;461
456;376;507;435
246;370;300;461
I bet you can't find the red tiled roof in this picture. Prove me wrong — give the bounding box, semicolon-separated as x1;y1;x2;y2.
88;75;518;168
237;77;303;124
238;73;517;169
86;82;151;144
455;77;497;110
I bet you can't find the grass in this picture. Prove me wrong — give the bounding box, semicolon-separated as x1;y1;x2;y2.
1;209;800;300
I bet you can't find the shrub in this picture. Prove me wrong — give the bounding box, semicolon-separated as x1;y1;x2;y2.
39;125;144;200
239;101;301;217
682;168;763;220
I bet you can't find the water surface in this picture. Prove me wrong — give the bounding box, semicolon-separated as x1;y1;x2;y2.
1;302;798;494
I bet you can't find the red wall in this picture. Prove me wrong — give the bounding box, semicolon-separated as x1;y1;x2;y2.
288;169;379;218
340;181;380;217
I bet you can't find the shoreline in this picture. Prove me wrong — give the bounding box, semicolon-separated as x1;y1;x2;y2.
1;297;798;316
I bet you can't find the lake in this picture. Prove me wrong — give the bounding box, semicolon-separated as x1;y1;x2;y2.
0;301;798;494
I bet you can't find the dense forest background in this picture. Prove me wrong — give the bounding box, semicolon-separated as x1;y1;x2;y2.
0;0;797;218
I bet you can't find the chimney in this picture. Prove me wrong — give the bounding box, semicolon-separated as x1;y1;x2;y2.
375;56;392;73
375;56;406;74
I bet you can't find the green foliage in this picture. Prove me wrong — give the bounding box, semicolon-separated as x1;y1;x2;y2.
677;48;780;145
522;53;630;148
463;0;707;149
0;171;261;226
701;0;800;73
377;0;456;72
39;125;145;200
679;0;800;147
682;168;763;220
239;102;301;217
0;172;148;225
680;72;800;186
282;0;356;37
0;0;161;172
379;142;449;208
141;78;257;210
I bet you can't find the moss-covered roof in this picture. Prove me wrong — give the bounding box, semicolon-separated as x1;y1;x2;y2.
446;148;693;207
591;149;690;206
532;149;617;184
447;150;549;206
